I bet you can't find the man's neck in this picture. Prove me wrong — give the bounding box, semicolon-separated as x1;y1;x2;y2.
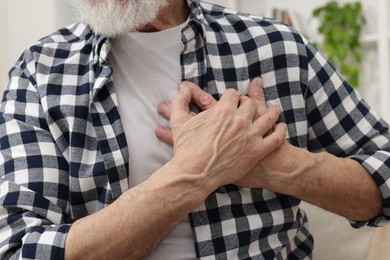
138;0;190;32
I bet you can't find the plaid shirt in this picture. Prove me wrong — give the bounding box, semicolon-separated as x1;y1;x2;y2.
1;1;390;259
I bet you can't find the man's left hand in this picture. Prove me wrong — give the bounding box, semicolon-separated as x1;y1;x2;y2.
156;79;294;189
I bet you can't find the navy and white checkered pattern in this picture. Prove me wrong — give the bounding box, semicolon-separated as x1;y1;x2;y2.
1;0;390;259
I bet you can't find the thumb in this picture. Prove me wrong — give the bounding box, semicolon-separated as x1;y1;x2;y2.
185;81;217;111
170;83;193;128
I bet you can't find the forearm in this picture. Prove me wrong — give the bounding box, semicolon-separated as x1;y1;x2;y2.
65;160;213;260
264;146;382;222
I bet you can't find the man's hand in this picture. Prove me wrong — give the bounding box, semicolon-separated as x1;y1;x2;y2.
156;79;383;222
165;80;286;188
156;78;269;144
156;79;288;188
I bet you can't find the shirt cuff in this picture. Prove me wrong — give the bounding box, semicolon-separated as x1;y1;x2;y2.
349;151;390;227
20;224;71;259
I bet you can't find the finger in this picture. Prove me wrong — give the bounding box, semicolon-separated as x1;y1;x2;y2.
251;105;281;136
155;126;173;145
237;96;257;119
170;84;193;128
219;88;241;108
158;101;171;120
248;77;267;116
254;123;287;155
158;100;197;121
184;81;217;111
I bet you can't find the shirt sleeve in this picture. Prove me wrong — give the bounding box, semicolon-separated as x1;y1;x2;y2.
0;48;71;259
303;38;390;227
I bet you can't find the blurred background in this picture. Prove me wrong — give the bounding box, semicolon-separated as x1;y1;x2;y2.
0;0;389;259
1;0;389;122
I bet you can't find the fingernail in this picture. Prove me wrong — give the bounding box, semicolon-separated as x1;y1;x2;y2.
256;77;262;88
179;83;191;100
268;100;281;108
179;81;189;91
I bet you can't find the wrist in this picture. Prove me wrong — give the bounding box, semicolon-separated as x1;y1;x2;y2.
173;156;220;192
149;158;217;205
286;149;322;198
263;145;318;197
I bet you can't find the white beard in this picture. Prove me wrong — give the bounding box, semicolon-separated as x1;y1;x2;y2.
73;0;168;37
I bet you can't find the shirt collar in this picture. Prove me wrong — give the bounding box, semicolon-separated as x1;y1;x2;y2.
90;0;207;64
179;0;207;43
186;0;207;34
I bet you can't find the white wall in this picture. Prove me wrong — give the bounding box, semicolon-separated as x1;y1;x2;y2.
0;1;6;91
1;0;55;89
0;0;74;91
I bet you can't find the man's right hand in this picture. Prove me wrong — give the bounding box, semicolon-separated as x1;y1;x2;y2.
162;80;286;189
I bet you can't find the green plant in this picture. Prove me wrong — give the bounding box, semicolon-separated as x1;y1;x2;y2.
312;1;366;88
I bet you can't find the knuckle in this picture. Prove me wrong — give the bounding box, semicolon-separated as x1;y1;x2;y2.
252;89;263;99
251;143;263;156
273;134;284;146
201;94;215;108
234;116;246;129
246;98;257;109
217;103;232;115
225;88;237;94
225;88;239;96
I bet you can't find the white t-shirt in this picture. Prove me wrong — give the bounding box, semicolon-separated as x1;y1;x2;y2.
109;23;196;259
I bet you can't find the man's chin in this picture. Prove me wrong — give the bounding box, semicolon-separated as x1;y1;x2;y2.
86;23;138;37
74;0;168;36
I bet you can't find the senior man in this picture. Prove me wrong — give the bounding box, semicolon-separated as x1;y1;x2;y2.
1;0;390;259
